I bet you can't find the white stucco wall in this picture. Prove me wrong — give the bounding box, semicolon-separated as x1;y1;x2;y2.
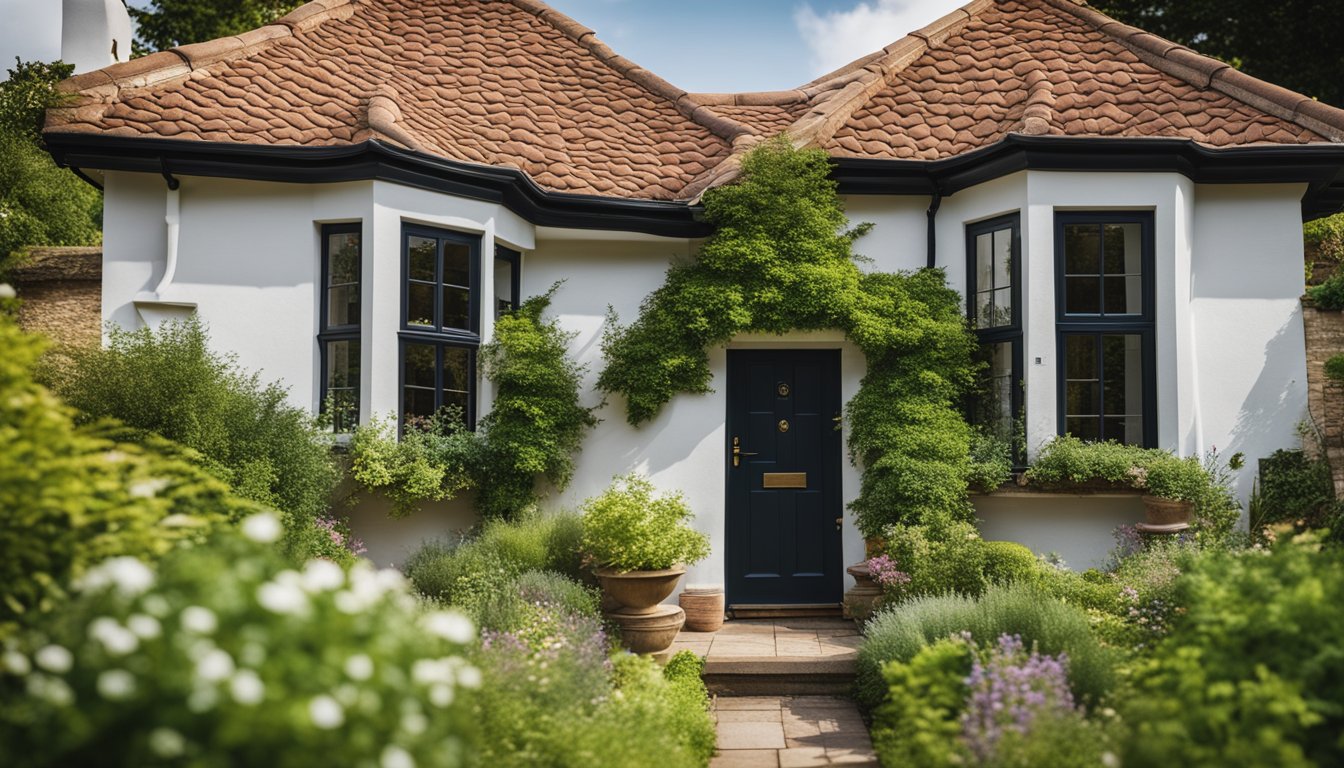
97;168;1311;577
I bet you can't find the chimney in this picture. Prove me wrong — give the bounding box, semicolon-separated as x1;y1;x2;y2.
61;0;133;74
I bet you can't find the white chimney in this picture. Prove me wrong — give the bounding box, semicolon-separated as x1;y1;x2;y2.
61;0;133;74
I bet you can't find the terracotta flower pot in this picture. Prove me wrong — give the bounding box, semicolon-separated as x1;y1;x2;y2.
678;584;725;632
596;566;686;615
1138;496;1192;536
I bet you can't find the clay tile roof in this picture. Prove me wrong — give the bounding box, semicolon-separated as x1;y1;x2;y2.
46;0;1344;203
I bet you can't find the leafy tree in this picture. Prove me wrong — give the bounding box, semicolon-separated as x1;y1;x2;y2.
130;0;305;54
0;59;101;269
1092;0;1344;108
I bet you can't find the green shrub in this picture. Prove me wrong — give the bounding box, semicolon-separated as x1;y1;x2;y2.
47;317;345;563
1326;354;1344;382
1304;212;1344;270
0;315;253;637
878;509;989;598
348;289;597;520
1251;449;1335;535
982;541;1042;586
856;583;1115;711
983;710;1114;768
871;636;974;768
1307;272;1344;309
0;516;480;767
580;475;710;571
473;570;601;635
1025;436;1152;488
1120;536;1344;767
968;428;1015;493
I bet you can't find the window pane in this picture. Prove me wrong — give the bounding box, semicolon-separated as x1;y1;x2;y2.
992;228;1012;289
1065;277;1100;314
1103;223;1141;275
1064;335;1096;379
1105;416;1145;446
1063;224;1099;274
441;389;469;419
1066;381;1099;416
975;291;993;328
442;346;471;392
408;236;436;281
328;284;358;327
990;287;1012;327
976;233;993;291
442;286;470;330
324;339;360;433
403;343;436;388
1101;334;1144;445
495;256;516;317
1066;416;1099;442
407;283;434;327
403;387;436;422
443;243;470;287
328;233;360;285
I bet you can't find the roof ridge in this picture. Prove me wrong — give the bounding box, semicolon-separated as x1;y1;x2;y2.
46;0;358;131
1035;0;1344;142
505;0;754;143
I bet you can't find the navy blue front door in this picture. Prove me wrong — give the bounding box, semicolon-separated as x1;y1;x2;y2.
725;350;844;606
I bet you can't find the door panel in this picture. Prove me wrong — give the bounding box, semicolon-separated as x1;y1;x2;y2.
726;349;843;606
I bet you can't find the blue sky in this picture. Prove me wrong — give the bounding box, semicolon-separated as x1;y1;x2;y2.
0;0;966;91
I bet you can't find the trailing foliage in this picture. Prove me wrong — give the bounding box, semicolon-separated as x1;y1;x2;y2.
0;518;480;767
47;316;347;563
1325;353;1344;382
580;474;710;572
968;428;1015;493
1304;213;1344;277
348;289;597;519
1249;448;1336;539
1120;534;1344;767
0;60;101;267
597;139;979;536
0;314;252;638
1306;272;1344;309
856;583;1115;712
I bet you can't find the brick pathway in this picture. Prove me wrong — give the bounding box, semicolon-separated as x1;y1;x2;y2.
709;695;878;767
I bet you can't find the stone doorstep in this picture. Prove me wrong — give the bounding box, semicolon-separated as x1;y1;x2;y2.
704;656;857;675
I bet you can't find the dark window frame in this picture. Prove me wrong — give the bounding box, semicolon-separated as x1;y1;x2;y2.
397;224;481;432
966;214;1025;465
495;245;522;318
318;222;362;433
1053;211;1157;447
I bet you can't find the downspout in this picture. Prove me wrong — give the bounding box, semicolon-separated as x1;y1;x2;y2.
153;184;181;296
926;186;943;270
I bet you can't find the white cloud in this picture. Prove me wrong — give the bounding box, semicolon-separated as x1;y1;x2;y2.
794;0;968;79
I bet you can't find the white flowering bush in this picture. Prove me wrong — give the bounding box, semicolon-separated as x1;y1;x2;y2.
0;514;479;767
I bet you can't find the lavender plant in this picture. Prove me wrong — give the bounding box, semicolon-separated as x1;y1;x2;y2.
961;634;1078;762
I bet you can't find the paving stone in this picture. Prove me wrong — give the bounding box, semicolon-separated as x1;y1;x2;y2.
778;746;831;767
710;749;780;768
715;696;783;710
718;708;785;723
717;721;787;750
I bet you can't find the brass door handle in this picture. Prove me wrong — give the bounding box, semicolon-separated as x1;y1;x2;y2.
731;437;759;467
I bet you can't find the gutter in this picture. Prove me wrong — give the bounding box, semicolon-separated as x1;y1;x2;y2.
925;186;943;270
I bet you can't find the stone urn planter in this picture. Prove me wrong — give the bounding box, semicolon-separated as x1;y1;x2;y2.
610;604;686;654
843;562;884;621
1137;496;1192;536
596;566;686;615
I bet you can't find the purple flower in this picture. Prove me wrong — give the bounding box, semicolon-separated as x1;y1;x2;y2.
866;555;912;589
961;634;1078;762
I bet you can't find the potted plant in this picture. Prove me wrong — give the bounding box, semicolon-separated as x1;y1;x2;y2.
1140;454;1207;531
580;474;711;614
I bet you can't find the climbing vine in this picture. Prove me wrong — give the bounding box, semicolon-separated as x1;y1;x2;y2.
598;139;979;538
349;286;598;519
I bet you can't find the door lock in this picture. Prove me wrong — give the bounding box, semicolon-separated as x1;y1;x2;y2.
835;516;843;531
731;436;758;467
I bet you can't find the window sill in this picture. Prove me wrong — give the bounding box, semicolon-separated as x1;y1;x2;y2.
971;477;1146;499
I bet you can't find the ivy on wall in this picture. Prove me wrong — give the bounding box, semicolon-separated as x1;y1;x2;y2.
597;139;979;538
349;286;598;519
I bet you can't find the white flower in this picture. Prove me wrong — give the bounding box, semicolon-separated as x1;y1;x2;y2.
428;684;454;708
78;557;155;597
411;658;455;686
381;745;416;768
141;595;171;618
181;606;218;635
344;654;374;681
0;283;15;300
187;686;218;713
422;611;474;644
257;580;309;616
241;513;283;543
229;669;265;706
27;674;74;706
457;665;481;690
148;728;186;758
129;477;169;498
127;614;162;640
1101;753;1120;768
308;695;344;729
34;645;73;674
97;625;139;657
195;649;235;683
2;650;30;676
301;559;346;593
400;711;428;736
97;669;136;701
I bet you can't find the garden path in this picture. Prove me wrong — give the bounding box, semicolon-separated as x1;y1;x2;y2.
709;695;877;767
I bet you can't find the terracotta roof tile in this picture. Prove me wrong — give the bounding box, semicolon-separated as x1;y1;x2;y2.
46;0;1344;203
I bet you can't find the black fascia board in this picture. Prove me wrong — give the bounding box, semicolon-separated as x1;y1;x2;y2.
45;131;1344;230
43;134;714;238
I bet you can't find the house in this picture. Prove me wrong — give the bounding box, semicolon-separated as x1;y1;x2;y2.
42;0;1344;603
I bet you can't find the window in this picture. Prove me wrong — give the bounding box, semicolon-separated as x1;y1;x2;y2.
319;224;361;433
400;225;480;428
1055;212;1155;447
966;215;1023;454
495;245;521;318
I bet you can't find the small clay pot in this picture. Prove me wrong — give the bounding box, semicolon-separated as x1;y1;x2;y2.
596;566;686;615
609;605;686;654
678;584;725;632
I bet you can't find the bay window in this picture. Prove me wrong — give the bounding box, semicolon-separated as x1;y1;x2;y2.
319;224;361;433
966;214;1023;454
399;224;480;428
